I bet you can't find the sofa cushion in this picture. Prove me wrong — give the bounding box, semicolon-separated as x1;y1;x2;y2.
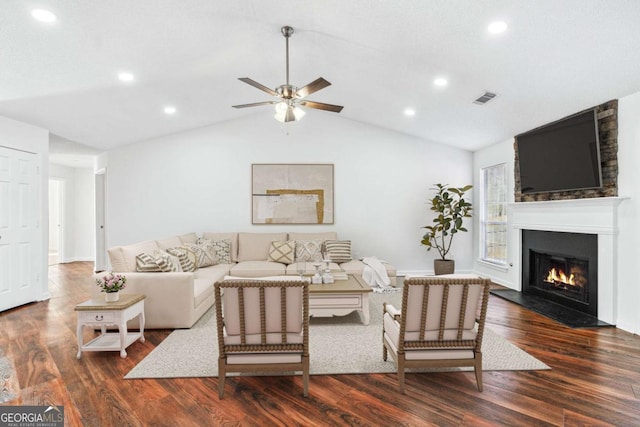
178;232;198;244
268;240;295;264
107;247;128;272
230;261;287;277
120;240;160;272
193;278;214;308
237;232;288;262
289;232;338;241
194;264;232;282
324;240;352;263
135;251;179;272
156;236;183;250
295;240;322;262
203;232;239;262
166;246;197;272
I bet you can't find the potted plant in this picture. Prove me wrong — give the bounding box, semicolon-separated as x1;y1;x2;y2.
421;183;473;275
96;272;127;302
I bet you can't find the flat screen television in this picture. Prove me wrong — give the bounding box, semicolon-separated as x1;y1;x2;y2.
516;109;602;194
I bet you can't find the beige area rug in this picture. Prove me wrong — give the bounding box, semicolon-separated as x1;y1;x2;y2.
125;291;549;379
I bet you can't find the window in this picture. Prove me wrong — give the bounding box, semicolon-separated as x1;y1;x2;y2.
480;163;508;265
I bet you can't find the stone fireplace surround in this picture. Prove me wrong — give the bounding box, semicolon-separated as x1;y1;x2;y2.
510;197;626;325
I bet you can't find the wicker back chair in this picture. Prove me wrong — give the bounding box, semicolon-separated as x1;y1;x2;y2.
382;276;491;393
214;278;309;398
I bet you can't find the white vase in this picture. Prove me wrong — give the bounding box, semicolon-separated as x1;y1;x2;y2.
105;291;120;302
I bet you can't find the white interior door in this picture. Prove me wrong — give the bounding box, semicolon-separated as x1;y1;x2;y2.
48;179;63;265
95;170;107;272
0;146;40;312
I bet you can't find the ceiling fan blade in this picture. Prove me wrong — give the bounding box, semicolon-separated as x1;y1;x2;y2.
238;77;279;97
300;100;343;113
296;78;331;98
232;101;278;109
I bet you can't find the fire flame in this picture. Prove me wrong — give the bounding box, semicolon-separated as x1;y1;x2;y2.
545;268;575;285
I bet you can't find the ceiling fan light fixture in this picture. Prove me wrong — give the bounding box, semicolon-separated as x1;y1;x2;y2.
293;106;305;120
275;101;288;114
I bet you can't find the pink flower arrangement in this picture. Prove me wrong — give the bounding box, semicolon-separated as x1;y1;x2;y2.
96;272;127;293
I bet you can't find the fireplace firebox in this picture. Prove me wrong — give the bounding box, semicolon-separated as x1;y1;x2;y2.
522;230;598;316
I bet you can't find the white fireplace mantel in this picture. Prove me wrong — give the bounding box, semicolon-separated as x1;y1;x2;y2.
509;197;627;324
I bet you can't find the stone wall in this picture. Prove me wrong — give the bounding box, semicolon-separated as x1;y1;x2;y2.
514;99;618;202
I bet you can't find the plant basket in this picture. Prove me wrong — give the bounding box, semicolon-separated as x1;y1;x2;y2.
434;259;455;275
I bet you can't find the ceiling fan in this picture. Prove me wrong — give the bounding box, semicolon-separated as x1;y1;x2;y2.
232;25;343;123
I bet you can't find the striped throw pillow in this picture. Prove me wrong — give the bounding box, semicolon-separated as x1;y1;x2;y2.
324;240;352;263
166;246;197;272
135;251;179;272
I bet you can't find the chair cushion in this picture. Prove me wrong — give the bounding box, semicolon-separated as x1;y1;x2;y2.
223;331;304;345
383;312;477;347
403;284;483;332
383;333;475;360
226;353;302;365
222;285;303;336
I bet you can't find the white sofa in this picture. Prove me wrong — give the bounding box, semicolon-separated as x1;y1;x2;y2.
96;231;396;329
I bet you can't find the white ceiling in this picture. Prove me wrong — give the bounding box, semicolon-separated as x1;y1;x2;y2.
2;0;640;154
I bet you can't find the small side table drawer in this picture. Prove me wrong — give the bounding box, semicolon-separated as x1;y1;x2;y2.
78;311;116;324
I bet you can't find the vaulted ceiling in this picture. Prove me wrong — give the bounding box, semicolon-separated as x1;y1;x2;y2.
2;1;640;156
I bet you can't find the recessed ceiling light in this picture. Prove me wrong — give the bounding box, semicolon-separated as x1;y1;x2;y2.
488;21;508;34
31;9;57;23
118;72;135;82
164;106;177;115
404;108;416;117
433;78;448;87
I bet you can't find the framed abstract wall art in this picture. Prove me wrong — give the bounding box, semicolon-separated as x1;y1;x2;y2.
252;164;334;224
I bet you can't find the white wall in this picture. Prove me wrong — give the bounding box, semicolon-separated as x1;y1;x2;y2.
0;115;49;301
104;113;474;274
472;92;640;334
616;92;640;334
49;164;95;262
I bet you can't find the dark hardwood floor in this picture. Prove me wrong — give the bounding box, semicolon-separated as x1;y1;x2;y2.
1;262;640;426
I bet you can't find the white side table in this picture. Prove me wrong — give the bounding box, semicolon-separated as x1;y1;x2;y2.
75;293;146;359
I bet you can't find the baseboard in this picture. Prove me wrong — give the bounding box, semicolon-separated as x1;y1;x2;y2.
58;257;95;263
398;269;475;277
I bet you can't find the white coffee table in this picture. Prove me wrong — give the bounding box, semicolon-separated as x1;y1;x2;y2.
308;275;372;325
75;293;146;359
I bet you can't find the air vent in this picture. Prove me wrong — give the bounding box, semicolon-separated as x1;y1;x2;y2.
473;91;497;105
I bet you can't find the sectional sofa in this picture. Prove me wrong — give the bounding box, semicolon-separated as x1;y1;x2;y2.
95;231;396;329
